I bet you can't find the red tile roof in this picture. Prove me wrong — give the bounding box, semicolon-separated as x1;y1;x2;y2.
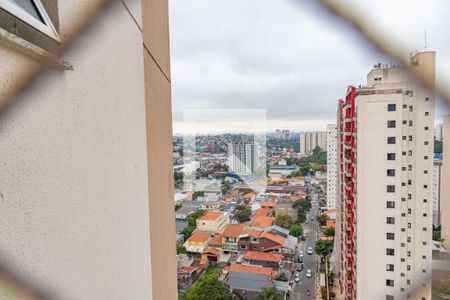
188;232;210;243
203;247;221;256
253;208;270;218
326;219;336;228
250;216;275;228
228;264;277;277
261;199;277;208
244;192;256;199
199;211;224;221
246;229;263;238
208;235;223;247
260;231;285;245
244;251;282;263
222;224;245;238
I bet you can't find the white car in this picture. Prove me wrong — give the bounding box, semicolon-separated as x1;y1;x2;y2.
306;269;312;278
295;274;301;282
307;247;313;255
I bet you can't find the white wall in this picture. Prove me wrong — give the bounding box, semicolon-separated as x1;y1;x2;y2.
0;1;153;299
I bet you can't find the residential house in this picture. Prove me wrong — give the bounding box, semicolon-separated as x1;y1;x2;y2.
196;211;230;233
183;232;211;254
244;251;283;269
250;216;275;229
226;264;277;297
244;192;257;203
222;224;245;253
260;199;277;210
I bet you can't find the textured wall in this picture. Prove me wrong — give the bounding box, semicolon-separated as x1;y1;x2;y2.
0;1;154;299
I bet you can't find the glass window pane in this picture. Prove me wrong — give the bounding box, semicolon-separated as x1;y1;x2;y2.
9;0;44;23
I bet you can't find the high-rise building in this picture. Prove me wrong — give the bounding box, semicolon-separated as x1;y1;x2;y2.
327;124;338;208
441;115;450;250
335;52;435;300
432;160;442;227
435;123;443;141
299;131;327;156
228;141;256;175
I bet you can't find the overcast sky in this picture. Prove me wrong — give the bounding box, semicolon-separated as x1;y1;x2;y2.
169;0;450;134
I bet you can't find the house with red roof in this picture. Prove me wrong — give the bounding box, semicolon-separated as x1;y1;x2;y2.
244;251;282;269
221;224;245;253
196;211;230;233
260;199;277;209
183;232;211;254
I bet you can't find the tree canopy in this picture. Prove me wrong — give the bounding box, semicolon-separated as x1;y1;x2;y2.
315;239;334;257
234;205;252;223
289;224;304;237
254;286;284;300
316;213;329;226
323;227;335;237
184;267;232;300
275;213;295;229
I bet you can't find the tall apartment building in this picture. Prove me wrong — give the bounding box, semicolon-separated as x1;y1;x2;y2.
299;131;327;156
442;115;450;250
432;160;442;227
434;123;443;141
228;141;256;175
0;1;176;299
336;52;435;300
327;124;338;208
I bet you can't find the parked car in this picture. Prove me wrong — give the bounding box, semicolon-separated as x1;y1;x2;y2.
296;263;303;272
307;247;313;255
306;269;312;278
295;274;301;282
301;233;307;241
298;256;304;263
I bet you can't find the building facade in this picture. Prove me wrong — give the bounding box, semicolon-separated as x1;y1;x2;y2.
228;141;256;175
196;211;230;233
327;124;338;208
336;52;435;300
0;1;176;299
441;115;450;250
432;160;442;227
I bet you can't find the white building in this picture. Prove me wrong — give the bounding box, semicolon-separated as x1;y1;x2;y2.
299;131;327;156
196;211;230;233
326;124;338;208
432;161;442;227
336;52;435;300
434;123;443;141
442;115;450;250
228;141;256;175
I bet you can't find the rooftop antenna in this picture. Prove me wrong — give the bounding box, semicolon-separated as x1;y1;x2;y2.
424;28;427;50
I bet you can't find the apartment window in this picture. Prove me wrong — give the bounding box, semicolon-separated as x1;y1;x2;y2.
387;217;395;224
388;104;396;112
402;167;407;171
423;213;427;217
423;241;427;245
0;0;59;40
408;165;412;171
408;180;412;185
423;199;427;203
424;156;428;160
409;106;413;112
402;151;407;156
386;296;394;300
424;185;428;188
386;248;395;256
423;227;427;231
402;182;406;187
401;273;405;277
407;237;411;242
401;197;406;202
425;126;429;130
424;170;428;174
422;269;426;273
423;255;427;259
387;169;395;176
387;120;396;128
387;137;396;144
424;141;429;145
401;258;406;262
387;185;395;193
408;209;412;214
386;264;395;271
387;201;395;208
387;232;395;240
402;213;406;217
407;265;411;271
407;251;411;257
403;104;407;109
408;194;412;199
408;150;413;156
425;97;429;101
402;136;407;141
401;243;405;247
386;279;394;287
409;120;413;126
408;135;413;141
425;112;429;116
401;228;405;232
387;153;396;160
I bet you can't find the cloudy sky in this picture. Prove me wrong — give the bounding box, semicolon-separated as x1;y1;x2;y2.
169;0;450;134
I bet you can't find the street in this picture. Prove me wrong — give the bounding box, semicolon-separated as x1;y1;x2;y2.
291;190;320;300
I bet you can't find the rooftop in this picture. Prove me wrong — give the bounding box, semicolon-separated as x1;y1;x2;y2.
228;264;276;277
199;211;224;221
222;224;245;238
261;199;277;207
260;231;285;245
250;216;275;228
253;208;270;218
208;235;223;246
187;232;210;243
244;251;282;263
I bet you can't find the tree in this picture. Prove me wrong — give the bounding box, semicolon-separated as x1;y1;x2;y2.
315;239;334;257
254;286;284;300
275;213;294;229
316;213;329;226
221;180;231;195
324;227;335;237
289;224;304;237
181;210;206;240
184;267;232;300
193;191;205;200
234;205;252;223
176;245;186;254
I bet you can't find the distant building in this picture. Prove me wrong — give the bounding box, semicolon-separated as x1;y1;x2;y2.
432;160;442;227
299;131;327;156
228;141;256;175
435;123;443;141
226;264;277;295
326;124;338;208
183;232;211;254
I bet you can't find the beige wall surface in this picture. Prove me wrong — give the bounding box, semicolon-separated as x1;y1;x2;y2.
442;115;450;249
0;0;176;299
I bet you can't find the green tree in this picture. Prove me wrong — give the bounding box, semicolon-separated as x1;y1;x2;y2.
221;180;231;195
254;286;284;300
234;205;252;223
315;239;334;257
176;245;186;254
324;227;335;237
181;210;206;240
289;224;304;237
275;213;294;229
316;213;329;226
184;267;232;300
